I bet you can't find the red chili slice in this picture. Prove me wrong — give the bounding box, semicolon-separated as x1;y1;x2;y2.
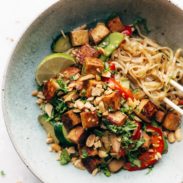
124;126;164;171
122;26;133;36
103;78;134;100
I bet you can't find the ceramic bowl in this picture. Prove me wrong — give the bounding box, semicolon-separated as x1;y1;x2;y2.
2;0;183;183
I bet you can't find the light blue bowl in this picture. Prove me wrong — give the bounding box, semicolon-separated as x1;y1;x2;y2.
2;0;183;183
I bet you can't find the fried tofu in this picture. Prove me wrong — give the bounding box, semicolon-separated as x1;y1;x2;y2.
80;112;99;129
163;112;180;131
155;111;165;123
89;23;110;44
83;57;104;75
107;16;125;32
85;80;103;97
107;111;127;126
62;110;81;131
142;101;157;118
133;89;146;100
76;44;99;64
43;79;59;101
102;91;121;110
67;126;87;145
62;67;80;79
70;29;89;46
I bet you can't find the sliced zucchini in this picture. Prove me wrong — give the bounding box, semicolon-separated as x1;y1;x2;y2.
51;35;71;53
54;123;73;146
38;114;59;144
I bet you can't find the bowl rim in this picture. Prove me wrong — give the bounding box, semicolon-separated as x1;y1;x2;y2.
1;0;183;183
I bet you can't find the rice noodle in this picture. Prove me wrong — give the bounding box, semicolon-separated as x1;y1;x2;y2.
112;27;183;107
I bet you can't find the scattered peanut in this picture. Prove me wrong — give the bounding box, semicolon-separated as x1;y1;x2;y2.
167;132;176;143
66;147;76;154
45;103;53;117
98;150;108;158
36;98;43;105
73;159;85;170
37;91;45;99
92;168;99;176
86;134;96;147
94;140;102;149
32;90;38;96
51;143;61;152
46;137;54;144
175;128;182;142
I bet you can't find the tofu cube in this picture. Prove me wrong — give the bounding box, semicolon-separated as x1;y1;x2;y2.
67;126;87;145
90;23;110;44
155;111;165;123
80;112;99;129
163;112;180;131
102;91;121;110
83;57;104;75
107;111;127;126
86;80;102;97
142;101;157;118
107;16;125;32
76;44;99;64
70;30;89;46
62;110;81;131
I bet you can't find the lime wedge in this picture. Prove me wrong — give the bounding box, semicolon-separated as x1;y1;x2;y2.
35;53;75;85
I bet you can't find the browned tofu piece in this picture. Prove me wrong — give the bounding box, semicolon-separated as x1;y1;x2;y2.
102;91;121;110
85;80;102;97
80;112;99;129
75;44;99;64
62;66;80;79
107;16;125;32
83;57;104;75
108;159;124;173
155;111;165;123
142;100;157;118
82;157;101;173
62;110;81;131
107;111;127;126
163;112;180;131
70;29;89;46
67;126;87;144
142;132;151;149
43;79;59;101
89;23;110;44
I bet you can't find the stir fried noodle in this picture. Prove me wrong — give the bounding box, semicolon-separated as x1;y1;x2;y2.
112;27;183;107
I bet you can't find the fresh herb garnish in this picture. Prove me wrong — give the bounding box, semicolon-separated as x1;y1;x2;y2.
80;96;87;104
0;170;5;177
127;152;141;167
60;149;71;165
93;129;104;137
120;106;133;114
133;16;150;34
146;166;153;175
81;149;88;159
57;79;68;93
100;163;111;177
80;89;86;96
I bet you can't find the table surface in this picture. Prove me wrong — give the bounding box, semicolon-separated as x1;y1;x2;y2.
0;0;182;182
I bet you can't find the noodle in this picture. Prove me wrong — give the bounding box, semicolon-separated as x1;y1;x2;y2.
112;27;183;107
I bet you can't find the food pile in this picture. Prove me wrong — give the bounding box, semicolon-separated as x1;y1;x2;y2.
32;16;182;176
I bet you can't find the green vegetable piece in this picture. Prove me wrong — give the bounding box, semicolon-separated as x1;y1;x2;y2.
51;35;71;53
163;136;168;154
81;149;88;159
98;32;124;60
60;149;71;165
54;123;73;146
100;163;111;177
93;129;104;137
38;114;59;144
57;79;68;93
0;170;5;177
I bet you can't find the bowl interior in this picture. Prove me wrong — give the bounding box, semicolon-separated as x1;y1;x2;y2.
3;0;183;183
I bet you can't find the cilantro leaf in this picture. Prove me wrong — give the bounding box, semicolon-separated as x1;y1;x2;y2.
60;149;71;165
57;79;68;93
